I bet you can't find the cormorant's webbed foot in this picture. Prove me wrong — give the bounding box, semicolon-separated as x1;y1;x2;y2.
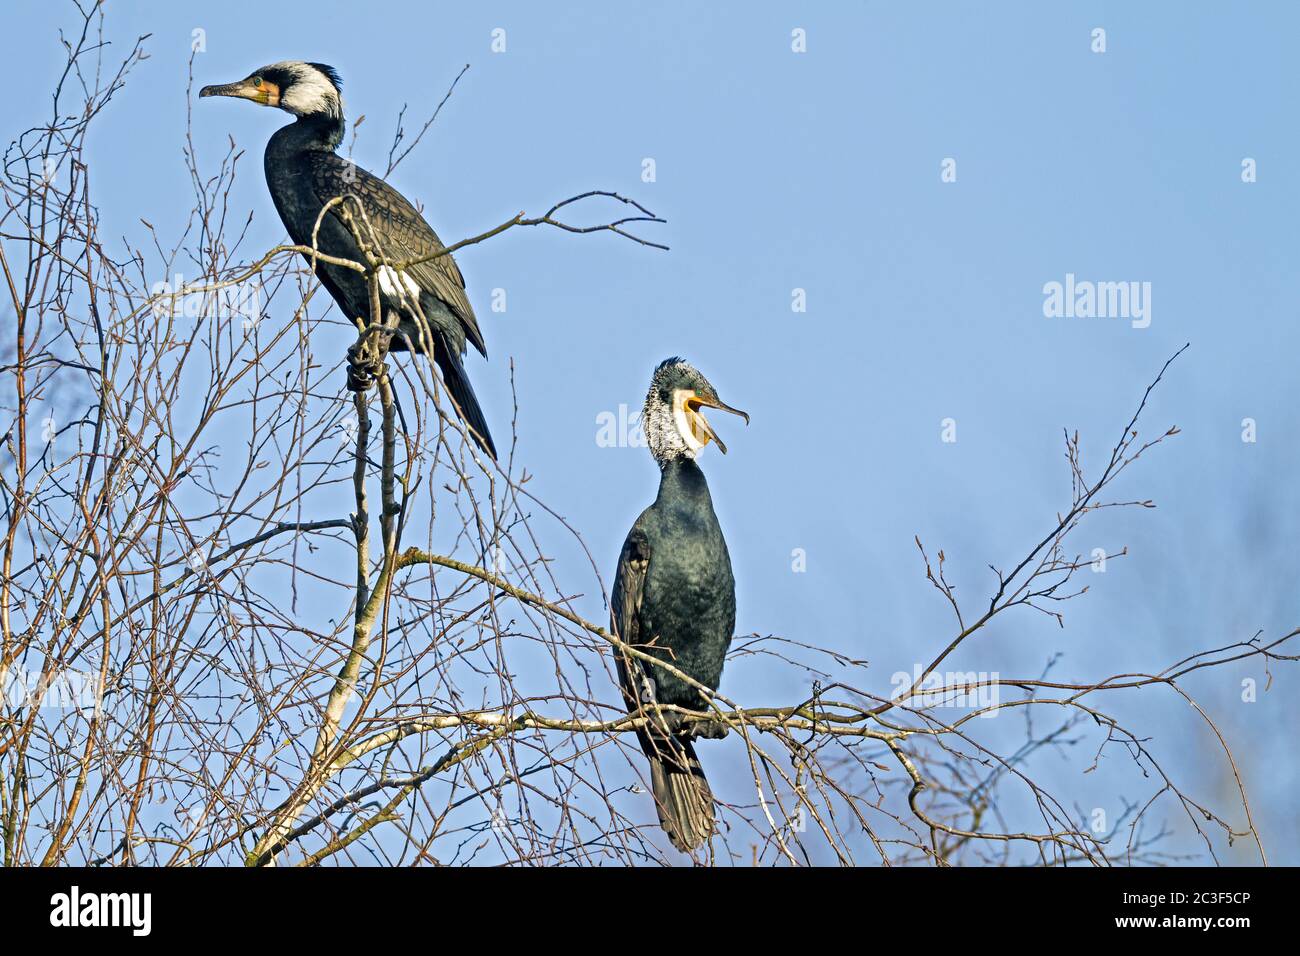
346;352;376;392
346;327;392;393
634;675;728;740
687;716;730;740
655;710;730;741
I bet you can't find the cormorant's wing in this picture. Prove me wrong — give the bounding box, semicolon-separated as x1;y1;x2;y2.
611;522;651;709
304;152;487;357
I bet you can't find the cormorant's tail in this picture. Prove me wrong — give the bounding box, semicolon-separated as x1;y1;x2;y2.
430;335;497;460
645;736;714;852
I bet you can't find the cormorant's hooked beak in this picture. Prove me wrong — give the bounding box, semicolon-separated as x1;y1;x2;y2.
199;76;279;107
688;394;749;455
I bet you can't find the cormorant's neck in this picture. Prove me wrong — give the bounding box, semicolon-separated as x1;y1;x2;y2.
270;111;344;154
655;456;712;507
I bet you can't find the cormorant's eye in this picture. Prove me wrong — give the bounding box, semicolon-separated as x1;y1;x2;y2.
251;76;263;88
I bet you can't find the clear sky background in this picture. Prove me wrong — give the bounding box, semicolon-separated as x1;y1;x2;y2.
4;1;1297;863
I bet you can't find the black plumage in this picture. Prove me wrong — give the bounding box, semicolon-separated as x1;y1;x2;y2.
611;358;748;851
200;61;495;458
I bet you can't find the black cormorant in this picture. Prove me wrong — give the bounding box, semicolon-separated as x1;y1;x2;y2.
199;61;496;458
611;357;748;851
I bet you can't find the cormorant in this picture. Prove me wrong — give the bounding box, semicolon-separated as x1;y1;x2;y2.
611;357;748;851
199;61;496;458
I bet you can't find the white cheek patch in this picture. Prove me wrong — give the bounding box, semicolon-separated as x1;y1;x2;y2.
672;389;707;455
279;73;339;116
378;265;420;304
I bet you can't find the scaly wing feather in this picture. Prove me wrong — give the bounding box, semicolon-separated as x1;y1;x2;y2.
305;152;486;356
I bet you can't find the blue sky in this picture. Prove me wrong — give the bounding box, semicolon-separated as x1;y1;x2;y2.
4;1;1297;863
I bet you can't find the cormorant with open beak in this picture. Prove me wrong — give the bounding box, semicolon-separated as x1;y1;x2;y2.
610;358;749;851
200;61;496;458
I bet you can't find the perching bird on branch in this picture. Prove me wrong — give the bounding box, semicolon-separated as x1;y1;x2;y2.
611;358;748;852
200;61;496;458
